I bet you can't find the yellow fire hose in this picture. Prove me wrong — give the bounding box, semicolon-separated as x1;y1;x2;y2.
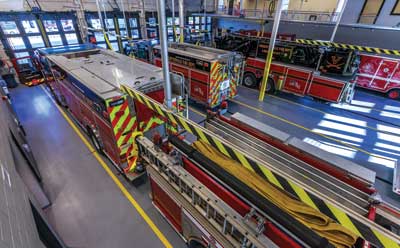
193;140;358;248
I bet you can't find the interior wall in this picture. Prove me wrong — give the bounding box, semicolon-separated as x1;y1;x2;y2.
287;0;339;12
375;0;400;26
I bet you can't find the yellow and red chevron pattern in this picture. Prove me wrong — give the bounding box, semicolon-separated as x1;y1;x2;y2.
120;84;400;248
106;96;138;156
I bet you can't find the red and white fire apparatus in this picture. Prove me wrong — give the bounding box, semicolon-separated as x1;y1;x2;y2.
355;53;400;100
216;33;358;103
152;42;244;109
40;46;185;181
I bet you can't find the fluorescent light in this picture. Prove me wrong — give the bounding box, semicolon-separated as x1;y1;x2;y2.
318;120;366;136
323;113;367;127
312;128;364;143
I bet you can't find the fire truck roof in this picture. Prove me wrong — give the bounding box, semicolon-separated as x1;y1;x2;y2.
47;49;165;100
155;42;240;62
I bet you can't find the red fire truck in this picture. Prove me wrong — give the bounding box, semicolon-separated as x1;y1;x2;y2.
41;46;184;181
355;53;400;100
152;43;244;109
216;33;359;103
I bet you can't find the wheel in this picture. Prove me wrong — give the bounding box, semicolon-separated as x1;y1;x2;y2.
88;129;103;153
242;72;258;88
265;77;275;94
188;238;206;248
387;89;400;100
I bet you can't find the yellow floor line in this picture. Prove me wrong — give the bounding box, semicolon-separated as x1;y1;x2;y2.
238;86;399;136
40;86;173;248
230;98;387;159
189;106;206;117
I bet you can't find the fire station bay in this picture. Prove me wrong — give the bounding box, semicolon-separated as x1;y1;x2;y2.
2;0;400;248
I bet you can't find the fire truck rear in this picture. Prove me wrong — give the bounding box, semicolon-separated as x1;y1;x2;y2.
43;47;185;182
153;42;244;109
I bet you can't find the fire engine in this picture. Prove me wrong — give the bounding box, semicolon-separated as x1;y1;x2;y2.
38;46;185;182
152;42;245;109
118;83;400;248
216;32;359;103
355;53;400;100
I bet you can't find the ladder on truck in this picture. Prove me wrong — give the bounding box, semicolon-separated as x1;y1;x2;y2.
137;136;278;248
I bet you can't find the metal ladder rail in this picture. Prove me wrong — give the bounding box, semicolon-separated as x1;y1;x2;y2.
137;137;278;248
205;118;370;216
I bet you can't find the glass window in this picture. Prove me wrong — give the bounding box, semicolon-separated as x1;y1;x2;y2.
129;18;137;28
0;21;19;35
175;27;180;34
105;19;114;29
167;17;173;26
17;57;32;65
167;27;173;35
7;37;26;50
188;17;194;25
90;19;102;29
148;17;157;27
48;34;63;46
118;18;126;29
201;17;205;24
28;36;44;48
60;19;74;31
43;20;58;32
94;32;105;42
175;17;179;25
207;24;211;31
132;29;140;39
21;20;39;33
120;30;127;37
195;25;200;30
14;52;30;58
207;17;211;23
97;43;107;48
110;42;119;51
107;31;117;41
195;17;200;24
65;33;78;44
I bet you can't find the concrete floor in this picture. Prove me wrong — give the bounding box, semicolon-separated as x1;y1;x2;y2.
10;85;188;248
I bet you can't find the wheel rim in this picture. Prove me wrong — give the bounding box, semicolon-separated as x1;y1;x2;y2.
389;90;399;99
243;76;254;87
266;82;272;92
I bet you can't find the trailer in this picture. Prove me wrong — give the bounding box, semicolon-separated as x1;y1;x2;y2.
152;42;244;109
41;46;185;182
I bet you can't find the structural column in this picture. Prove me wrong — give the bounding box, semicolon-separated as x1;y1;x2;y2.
258;0;284;102
157;0;172;108
179;0;184;43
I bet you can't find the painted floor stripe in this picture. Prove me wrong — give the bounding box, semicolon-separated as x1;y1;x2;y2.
40;86;173;248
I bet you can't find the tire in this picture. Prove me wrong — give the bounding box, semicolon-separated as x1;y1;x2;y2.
88;129;103;153
265;77;275;94
387;89;400;100
188;239;206;248
242;72;258;88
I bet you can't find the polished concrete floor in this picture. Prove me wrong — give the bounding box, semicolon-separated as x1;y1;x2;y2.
10;85;188;248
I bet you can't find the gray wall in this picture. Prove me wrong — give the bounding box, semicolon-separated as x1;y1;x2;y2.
0;97;45;248
217;17;400;50
376;0;400;26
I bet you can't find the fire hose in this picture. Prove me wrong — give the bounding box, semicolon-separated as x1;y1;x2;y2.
192;140;359;248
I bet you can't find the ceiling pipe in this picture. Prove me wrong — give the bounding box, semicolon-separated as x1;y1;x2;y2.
157;0;172;109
